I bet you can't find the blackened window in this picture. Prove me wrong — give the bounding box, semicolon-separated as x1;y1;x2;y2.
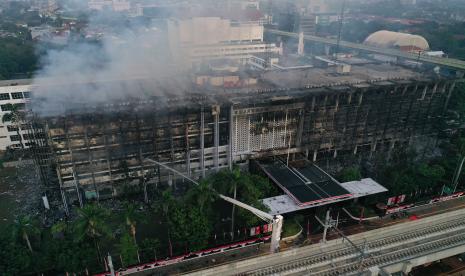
0;93;10;101
7;125;18;132
1;104;13;111
11;92;24;99
10;135;21;141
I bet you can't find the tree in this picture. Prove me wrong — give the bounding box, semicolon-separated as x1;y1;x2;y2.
185;179;217;213
122;202;143;246
0;225;32;275
168;204;211;252
73;204;111;262
2;103;26;149
117;232;139;267
140;238;160;262
338;166;362;182
208;168;271;232
12;216;40;253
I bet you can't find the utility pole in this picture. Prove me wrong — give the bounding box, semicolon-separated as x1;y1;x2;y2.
315;209;370;272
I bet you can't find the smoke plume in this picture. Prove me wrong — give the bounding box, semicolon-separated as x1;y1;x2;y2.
31;11;190;116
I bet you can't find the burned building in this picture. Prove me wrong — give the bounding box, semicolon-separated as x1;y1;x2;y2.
32;62;458;213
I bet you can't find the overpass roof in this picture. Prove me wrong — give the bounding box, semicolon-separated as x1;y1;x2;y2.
262;178;387;215
258;160;352;207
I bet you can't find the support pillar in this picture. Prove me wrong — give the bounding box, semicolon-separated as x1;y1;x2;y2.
213;105;220;171
228;105;234;170
296;109;305;147
401;261;414;275
297;32;304;55
443;81;456;113
200;107;205;178
324;45;331;56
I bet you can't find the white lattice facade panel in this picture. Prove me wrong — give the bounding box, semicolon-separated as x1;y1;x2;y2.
233;110;298;154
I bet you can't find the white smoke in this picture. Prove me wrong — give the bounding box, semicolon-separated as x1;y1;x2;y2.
31;11;190;116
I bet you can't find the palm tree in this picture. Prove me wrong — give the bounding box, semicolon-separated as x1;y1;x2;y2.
122;202;143;246
451;137;465;193
229;167;241;240
2;103;26;150
73;204;111;261
12;216;40;253
186;180;217;213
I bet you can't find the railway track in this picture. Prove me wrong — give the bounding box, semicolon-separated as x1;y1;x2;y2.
242;214;465;276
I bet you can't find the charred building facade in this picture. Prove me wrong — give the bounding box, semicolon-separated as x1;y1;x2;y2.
33;63;458;213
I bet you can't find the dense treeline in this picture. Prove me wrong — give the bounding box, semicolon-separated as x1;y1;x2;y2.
0;169;278;275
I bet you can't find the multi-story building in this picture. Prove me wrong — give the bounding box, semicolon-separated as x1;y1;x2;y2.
31;60;459;214
167;17;282;67
0;79;37;151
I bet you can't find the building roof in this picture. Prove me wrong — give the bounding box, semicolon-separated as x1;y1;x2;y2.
262;178;387;215
364;30;430;51
258;160;352;206
0;79;33;87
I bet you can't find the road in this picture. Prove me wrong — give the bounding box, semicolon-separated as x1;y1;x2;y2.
266;29;465;71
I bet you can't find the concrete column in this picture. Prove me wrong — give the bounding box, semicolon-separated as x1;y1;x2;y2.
324;45;331;55
443;81;456;113
313;149;317;162
228;105;234;171
296;109;305;147
213;105;220;171
298;32;304;55
200;107;205;178
365;266;380;276
401;261;414;274
387;140;395;160
186;151;191;177
56;167;69;216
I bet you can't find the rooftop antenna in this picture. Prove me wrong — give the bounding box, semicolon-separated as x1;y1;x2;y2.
335;0;346;61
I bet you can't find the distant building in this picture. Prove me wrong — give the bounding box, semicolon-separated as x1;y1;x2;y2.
0;79;37;151
167;17;282;67
88;0;131;12
297;0;331;36
364;30;430;53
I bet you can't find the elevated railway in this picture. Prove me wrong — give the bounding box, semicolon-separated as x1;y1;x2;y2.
266;29;465;71
186;208;465;276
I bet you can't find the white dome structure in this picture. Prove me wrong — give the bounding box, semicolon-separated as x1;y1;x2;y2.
364;30;430;52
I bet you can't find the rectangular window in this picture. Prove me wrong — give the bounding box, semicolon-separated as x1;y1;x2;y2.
15;103;25;110
11;92;24;99
0;93;10;101
7;125;18;132
10;135;21;141
1;104;13;111
23;134;33;140
23;92;31;98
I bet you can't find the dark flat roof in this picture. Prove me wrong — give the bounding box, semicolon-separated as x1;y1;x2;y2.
258;160;352;206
